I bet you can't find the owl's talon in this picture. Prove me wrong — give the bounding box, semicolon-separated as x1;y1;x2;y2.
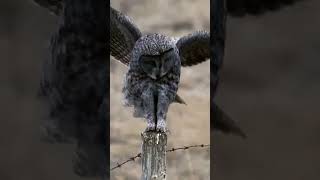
145;124;156;132
155;126;167;132
156;120;167;132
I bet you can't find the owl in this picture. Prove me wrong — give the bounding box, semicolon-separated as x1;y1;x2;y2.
111;7;210;132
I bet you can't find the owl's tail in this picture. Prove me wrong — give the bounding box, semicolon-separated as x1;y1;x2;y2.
174;94;187;105
212;103;246;138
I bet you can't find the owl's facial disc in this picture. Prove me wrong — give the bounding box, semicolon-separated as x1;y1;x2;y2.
140;48;175;80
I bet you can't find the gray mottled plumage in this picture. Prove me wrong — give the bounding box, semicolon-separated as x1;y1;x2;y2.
177;31;210;66
110;7;206;105
123;34;181;131
110;7;142;65
111;6;210;132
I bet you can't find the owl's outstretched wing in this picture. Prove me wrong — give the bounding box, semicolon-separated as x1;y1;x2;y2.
227;0;302;16
110;7;142;65
32;2;142;65
176;31;210;67
33;0;63;15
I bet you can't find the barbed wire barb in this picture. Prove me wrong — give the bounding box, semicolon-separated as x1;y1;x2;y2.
110;144;210;171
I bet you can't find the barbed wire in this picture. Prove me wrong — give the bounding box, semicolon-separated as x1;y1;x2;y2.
110;144;210;171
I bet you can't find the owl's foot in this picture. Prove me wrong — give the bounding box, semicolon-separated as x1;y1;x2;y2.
145;123;156;132
155;126;167;132
156;119;167;132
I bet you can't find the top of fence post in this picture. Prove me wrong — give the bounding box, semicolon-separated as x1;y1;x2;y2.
141;131;167;180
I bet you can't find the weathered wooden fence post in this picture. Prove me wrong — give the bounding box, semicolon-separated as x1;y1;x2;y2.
141;131;167;180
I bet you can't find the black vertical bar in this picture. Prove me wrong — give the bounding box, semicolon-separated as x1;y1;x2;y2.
210;0;226;178
61;0;109;179
211;0;226;98
106;2;110;180
37;0;110;179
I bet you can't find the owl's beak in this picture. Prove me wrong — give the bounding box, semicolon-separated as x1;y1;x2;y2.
156;68;169;79
150;69;163;80
160;69;167;78
154;61;162;79
155;69;162;79
149;71;158;80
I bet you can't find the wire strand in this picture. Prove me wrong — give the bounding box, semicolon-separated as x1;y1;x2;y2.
110;144;210;171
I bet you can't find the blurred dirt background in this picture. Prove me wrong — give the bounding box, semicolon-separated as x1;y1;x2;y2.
214;1;320;180
1;0;320;180
110;0;210;179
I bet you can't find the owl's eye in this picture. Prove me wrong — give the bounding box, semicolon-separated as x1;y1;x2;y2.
140;56;158;78
145;60;156;66
140;56;156;67
160;48;176;76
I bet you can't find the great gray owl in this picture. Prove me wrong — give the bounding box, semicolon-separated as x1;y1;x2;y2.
111;7;210;132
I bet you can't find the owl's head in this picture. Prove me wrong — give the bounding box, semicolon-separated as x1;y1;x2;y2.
132;34;180;80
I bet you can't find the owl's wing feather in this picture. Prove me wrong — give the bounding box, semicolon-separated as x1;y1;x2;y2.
227;0;302;16
33;2;143;65
33;0;63;15
176;31;210;67
110;7;142;65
